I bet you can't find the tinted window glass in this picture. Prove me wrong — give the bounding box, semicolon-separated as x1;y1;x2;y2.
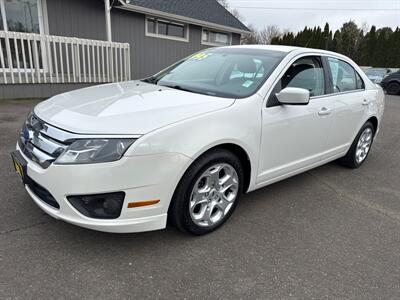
202;29;230;46
356;72;364;89
281;57;325;97
4;0;40;33
328;58;359;92
0;6;3;31
168;23;185;38
149;18;186;38
147;18;156;34
157;21;168;35
230;59;265;79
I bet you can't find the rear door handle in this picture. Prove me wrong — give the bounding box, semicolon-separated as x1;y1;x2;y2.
362;99;370;106
318;107;332;116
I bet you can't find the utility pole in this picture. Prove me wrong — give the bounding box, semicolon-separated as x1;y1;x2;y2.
104;0;112;42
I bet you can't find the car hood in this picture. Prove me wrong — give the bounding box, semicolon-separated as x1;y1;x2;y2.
34;81;235;135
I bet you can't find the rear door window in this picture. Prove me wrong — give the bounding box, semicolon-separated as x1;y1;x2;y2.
328;58;363;93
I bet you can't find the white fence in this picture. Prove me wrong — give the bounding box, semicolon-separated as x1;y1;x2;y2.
0;31;130;84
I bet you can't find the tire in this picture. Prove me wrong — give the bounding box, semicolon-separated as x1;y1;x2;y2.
169;148;244;235
386;82;400;95
338;121;375;169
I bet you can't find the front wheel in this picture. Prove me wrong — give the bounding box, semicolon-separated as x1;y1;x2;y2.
338;121;375;169
169;149;243;235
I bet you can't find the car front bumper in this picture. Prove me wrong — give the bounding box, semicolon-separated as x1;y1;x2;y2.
16;143;192;233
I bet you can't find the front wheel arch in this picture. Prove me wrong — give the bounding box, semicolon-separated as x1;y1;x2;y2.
168;147;245;234
200;144;251;193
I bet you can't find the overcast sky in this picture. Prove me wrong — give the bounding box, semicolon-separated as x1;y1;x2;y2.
227;0;400;32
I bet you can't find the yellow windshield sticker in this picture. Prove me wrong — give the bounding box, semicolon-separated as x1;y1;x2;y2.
191;52;211;60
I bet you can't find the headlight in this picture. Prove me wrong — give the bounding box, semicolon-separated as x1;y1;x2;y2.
55;139;135;165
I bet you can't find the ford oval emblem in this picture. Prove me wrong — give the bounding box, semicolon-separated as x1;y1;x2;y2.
23;127;29;140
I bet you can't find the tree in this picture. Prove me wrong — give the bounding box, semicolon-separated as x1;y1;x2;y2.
365;26;378;66
268;21;400;67
331;30;342;53
322;23;332;50
340;21;361;58
258;25;281;44
375;27;393;67
241;24;261;44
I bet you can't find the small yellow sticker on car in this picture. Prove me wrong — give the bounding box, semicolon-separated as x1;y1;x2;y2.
190;52;211;60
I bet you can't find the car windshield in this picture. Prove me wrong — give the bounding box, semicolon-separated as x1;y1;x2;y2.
142;48;286;98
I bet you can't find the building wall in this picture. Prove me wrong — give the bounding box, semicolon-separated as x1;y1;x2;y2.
113;9;208;78
0;83;96;100
47;0;241;79
46;0;106;40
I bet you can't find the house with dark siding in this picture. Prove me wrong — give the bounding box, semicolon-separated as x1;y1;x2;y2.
0;0;249;99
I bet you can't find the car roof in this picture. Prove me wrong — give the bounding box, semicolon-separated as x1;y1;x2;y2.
367;68;387;71
221;45;349;57
224;45;300;53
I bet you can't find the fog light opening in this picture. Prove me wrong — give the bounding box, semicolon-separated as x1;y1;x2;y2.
67;192;125;219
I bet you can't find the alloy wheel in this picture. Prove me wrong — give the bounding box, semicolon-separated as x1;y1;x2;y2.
189;163;239;227
355;127;373;164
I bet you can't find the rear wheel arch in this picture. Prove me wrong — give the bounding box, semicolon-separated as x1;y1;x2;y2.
366;116;378;134
339;120;375;168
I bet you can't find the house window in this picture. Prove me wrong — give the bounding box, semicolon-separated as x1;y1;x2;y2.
0;6;3;30
145;17;188;42
0;0;45;33
0;0;47;71
202;29;231;46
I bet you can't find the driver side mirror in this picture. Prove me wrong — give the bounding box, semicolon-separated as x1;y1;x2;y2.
276;87;310;105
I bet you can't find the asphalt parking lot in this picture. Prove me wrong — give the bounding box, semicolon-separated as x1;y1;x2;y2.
0;95;399;299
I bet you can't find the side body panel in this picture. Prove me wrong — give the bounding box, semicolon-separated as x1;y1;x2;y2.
258;98;334;183
126;94;264;192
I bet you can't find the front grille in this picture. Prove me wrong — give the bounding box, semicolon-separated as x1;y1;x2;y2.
19;113;69;169
26;177;60;209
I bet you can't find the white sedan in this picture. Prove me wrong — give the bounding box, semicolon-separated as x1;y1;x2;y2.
12;45;385;235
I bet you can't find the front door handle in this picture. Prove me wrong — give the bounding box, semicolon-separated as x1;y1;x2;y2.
362;99;370;106
318;107;332;116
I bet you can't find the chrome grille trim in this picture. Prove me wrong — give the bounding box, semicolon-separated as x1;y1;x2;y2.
19;113;142;169
19;113;70;169
30;132;67;156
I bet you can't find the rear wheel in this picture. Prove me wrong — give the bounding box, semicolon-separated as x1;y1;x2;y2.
169;149;243;235
338;121;375;169
386;82;400;95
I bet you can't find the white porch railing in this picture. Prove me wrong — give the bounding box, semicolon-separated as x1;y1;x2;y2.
0;31;131;84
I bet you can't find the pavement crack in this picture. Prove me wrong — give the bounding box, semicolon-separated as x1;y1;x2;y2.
0;220;53;235
308;171;400;224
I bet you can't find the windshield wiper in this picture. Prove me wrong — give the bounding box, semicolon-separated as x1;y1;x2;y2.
141;77;158;84
159;84;195;93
